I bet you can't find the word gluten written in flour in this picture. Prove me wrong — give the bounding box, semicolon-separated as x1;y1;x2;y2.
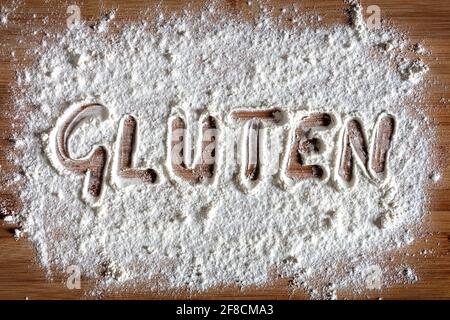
46;103;395;205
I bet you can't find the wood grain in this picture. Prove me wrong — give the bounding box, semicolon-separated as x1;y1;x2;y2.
0;0;449;300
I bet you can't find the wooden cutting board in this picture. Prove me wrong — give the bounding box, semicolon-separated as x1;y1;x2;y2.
0;0;449;299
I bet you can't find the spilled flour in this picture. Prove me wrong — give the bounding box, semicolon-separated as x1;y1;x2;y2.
2;1;439;298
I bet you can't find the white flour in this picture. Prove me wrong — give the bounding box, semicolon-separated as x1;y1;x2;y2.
3;1;438;298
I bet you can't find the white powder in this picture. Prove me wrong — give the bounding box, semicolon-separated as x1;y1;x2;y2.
4;1;438;298
429;171;441;183
0;13;7;26
0;0;19;27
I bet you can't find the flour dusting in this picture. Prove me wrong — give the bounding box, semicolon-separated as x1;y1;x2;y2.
2;1;437;298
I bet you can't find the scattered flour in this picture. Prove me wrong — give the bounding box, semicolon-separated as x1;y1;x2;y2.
0;0;19;27
429;171;441;183
3;1;437;298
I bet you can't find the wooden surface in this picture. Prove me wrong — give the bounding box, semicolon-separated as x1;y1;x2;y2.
0;0;449;300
